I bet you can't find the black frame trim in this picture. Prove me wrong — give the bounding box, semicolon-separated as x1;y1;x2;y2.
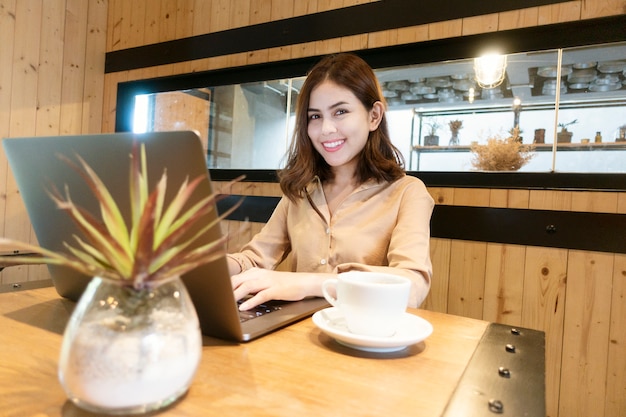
210;169;626;191
217;195;626;254
105;0;571;73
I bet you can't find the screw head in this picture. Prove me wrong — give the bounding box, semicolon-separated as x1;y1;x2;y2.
488;399;504;413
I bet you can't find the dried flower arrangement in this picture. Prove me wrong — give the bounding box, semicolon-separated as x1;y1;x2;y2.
449;120;463;134
0;143;241;289
470;128;535;171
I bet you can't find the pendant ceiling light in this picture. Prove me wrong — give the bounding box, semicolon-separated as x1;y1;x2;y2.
474;54;507;89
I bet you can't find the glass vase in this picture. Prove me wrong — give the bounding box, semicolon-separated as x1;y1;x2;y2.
58;276;202;415
449;131;460;145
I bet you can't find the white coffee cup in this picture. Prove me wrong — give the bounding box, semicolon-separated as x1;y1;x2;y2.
322;271;411;338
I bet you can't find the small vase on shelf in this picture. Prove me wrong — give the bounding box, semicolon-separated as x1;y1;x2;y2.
448;119;463;146
449;132;460;146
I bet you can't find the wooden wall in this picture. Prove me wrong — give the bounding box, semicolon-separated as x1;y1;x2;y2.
1;1;625;416
0;0;107;284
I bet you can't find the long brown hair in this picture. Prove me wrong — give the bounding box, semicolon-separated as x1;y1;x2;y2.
278;53;405;201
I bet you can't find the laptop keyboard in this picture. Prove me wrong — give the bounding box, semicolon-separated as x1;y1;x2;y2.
238;300;283;322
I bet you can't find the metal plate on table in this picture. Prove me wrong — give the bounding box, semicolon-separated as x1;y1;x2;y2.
441;323;546;417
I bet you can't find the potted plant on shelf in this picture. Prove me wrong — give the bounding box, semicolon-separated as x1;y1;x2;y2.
470;127;535;171
557;119;578;143
423;118;442;146
0;143;242;415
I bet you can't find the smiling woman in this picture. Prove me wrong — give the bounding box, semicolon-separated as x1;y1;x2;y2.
227;53;435;313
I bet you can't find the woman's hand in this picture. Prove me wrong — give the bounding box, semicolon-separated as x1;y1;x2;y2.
231;268;332;311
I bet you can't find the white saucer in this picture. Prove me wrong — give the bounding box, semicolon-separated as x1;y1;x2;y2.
312;307;433;353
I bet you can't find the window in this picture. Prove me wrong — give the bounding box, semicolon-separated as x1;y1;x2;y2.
126;41;626;173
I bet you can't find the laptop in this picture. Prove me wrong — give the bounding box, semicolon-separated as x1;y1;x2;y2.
2;131;328;342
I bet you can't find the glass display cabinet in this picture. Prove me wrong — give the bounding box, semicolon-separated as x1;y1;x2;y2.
123;40;626;174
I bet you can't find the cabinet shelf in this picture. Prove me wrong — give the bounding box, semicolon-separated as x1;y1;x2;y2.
413;141;626;153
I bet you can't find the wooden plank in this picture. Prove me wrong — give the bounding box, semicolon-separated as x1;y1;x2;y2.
396;24;429;45
340;34;368;53
367;29;398;49
106;0;124;51
618;192;626;214
317;0;342;12
81;0;107;135
537;1;581;25
428;19;462;41
59;0;88;135
605;253;626;416
422;237;450;313
249;0;272;24
116;0;133;50
570;190;618;213
314;37;342;57
462;13;499;36
0;0;17;285
191;0;213;35
498;7;539;30
4;0;42;284
211;0;231;32
159;0;178;42
427;187;454;205
143;0;162;45
126;0;146;49
452;187;491;207
447;240;487;320
175;0;194;38
529;189;572;210
293;0;314;18
521;246;567;417
35;0;64;137
25;0;65;283
483;243;525;325
559;250;613;417
581;0;626;19
489;188;530;208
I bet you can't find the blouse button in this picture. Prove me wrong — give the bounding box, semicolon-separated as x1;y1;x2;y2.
320;259;327;265
325;227;331;234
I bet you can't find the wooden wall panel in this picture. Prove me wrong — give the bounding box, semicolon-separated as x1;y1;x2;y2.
4;0;43;284
447;240;487;319
606;253;626;417
0;0;106;284
560;250;614;417
522;246;568;417
0;0;17;243
60;0;89;135
482;243;525;325
422;237;450;313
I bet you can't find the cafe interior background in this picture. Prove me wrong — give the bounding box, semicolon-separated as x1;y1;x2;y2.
1;1;625;416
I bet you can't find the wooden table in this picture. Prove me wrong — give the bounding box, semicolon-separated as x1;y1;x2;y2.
0;285;540;417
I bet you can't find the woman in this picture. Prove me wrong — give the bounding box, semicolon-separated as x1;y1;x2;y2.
228;53;434;311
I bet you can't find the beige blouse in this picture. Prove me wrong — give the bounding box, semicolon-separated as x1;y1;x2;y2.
228;175;435;307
